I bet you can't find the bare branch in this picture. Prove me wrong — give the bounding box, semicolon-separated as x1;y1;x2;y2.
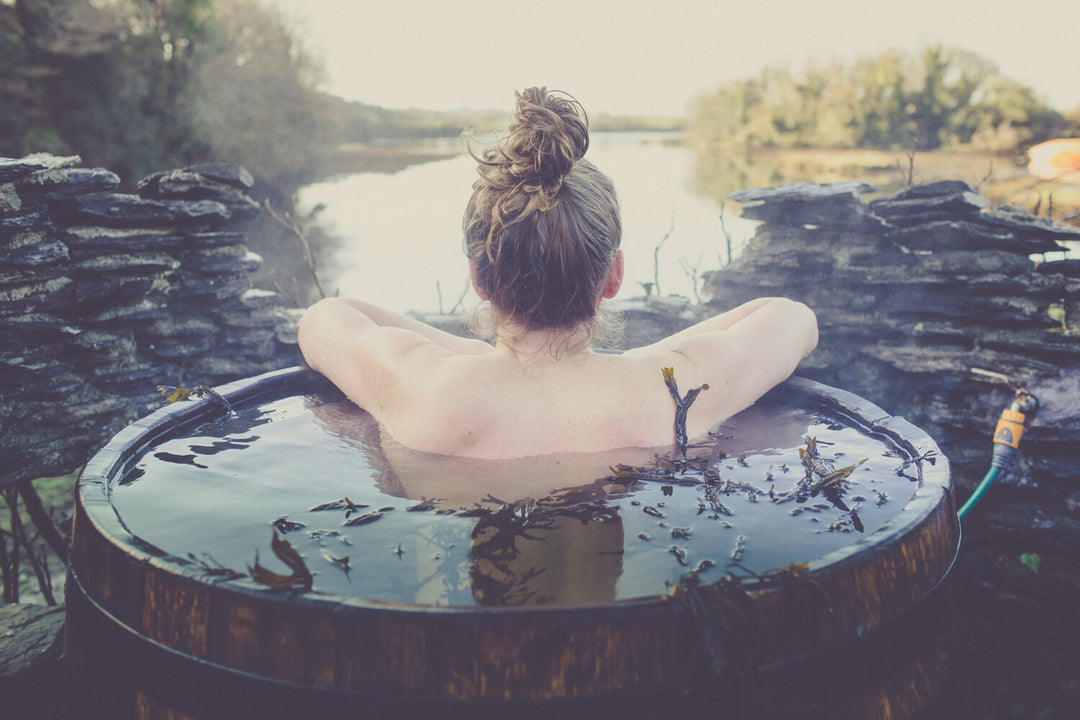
678;252;704;304
717;202;734;268
896;142;917;188
653;212;675;296
449;281;470;314
976;158;994;192
264;198;327;301
269;269;303;309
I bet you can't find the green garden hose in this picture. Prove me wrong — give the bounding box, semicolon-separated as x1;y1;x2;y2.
957;390;1038;520
957;466;1002;520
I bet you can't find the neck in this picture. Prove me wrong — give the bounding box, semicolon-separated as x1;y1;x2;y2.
493;318;593;363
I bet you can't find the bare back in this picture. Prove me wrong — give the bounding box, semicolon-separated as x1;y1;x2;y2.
298;297;818;459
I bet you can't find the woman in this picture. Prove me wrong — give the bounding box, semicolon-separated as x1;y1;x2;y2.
299;87;818;460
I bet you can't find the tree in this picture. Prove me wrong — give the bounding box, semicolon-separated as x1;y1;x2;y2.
3;0;332;195
181;0;332;193
689;46;1068;153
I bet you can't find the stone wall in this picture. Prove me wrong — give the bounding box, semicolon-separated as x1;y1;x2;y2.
703;180;1079;509
1;153;302;487
702;180;1080;712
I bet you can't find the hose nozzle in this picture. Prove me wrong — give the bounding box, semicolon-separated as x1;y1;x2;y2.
991;390;1037;468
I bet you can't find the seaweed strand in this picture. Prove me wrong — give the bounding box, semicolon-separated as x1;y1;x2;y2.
662;367;709;456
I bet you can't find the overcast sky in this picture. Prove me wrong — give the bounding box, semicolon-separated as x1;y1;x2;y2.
270;0;1079;117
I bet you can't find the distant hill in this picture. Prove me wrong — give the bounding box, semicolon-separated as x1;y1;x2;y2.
325;95;683;142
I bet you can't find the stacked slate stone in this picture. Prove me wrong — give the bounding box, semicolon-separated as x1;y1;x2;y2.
702;180;1080;661
1;153;301;487
706;180;1080;494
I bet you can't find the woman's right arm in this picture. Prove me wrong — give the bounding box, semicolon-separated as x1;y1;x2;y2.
297;298;491;424
305;298;493;356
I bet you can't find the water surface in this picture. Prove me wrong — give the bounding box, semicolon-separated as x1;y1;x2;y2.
112;390;919;607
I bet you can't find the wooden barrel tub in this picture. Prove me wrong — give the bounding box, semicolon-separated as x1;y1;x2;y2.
66;367;962;719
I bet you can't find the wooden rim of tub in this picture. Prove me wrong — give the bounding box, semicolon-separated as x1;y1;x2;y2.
67;366;960;718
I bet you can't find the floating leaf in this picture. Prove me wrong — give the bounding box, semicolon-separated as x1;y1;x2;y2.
669;546;688;566
731;535;746;562
406;498;443;512
272;530;312;579
248;530;313;592
322;551;351;578
344;511;383;527
249;558;299;590
851;511;864;533
693;559;715;574
815;458;868;488
272;517;306;533
1019;552;1041;574
309;497;368;512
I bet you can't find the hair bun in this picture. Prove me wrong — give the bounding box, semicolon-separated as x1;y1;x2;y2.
504;87;589;191
464;87;594;265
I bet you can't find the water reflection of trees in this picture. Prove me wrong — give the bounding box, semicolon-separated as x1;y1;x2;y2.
690;146;789;204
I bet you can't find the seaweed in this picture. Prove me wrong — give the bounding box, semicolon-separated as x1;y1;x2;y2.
661;367;709;456
309;497;368;513
156;384;234;413
248;529;313;592
343;511;383;527
271;517;306;533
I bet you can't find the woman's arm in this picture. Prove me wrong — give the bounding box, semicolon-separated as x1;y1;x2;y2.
297;298;491;421
623;297;779;356
318;299;493;355
630;298;819;432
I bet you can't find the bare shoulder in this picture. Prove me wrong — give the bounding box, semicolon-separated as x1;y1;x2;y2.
622;298;819;434
298;298;491;429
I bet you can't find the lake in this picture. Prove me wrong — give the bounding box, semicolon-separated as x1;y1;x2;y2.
286;134;1079;315
293;133;759;314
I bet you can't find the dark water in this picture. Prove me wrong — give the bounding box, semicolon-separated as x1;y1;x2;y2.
112;392;917;607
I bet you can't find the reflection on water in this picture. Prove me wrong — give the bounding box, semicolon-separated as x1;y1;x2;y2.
111;389;918;607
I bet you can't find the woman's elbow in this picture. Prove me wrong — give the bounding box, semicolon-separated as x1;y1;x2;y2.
792;300;819;356
298;298;343;371
771;298;817;357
